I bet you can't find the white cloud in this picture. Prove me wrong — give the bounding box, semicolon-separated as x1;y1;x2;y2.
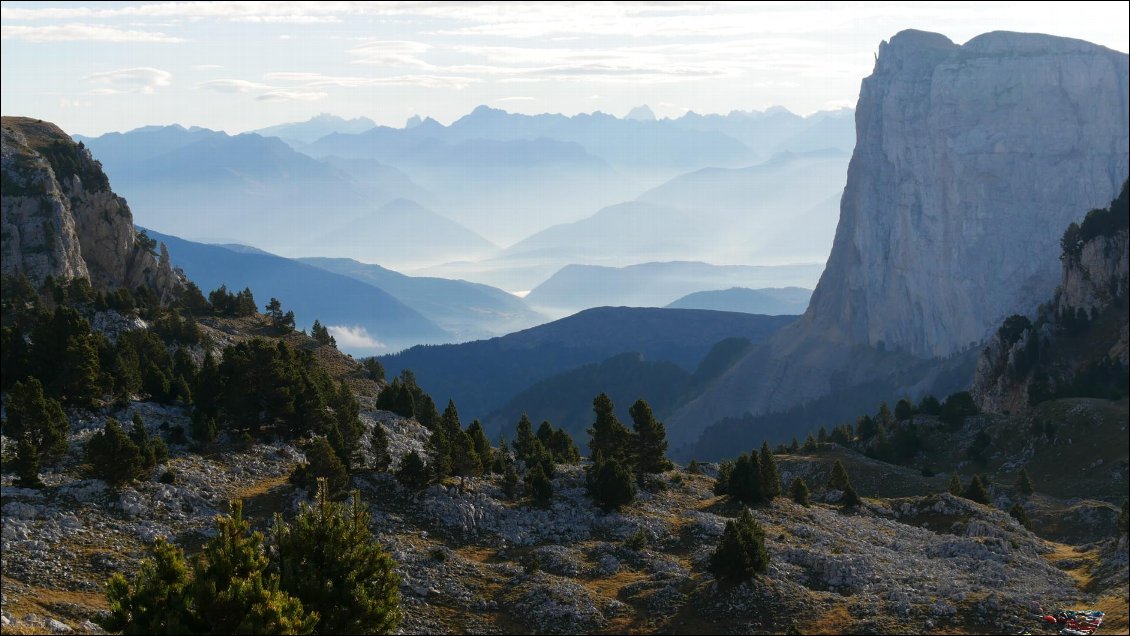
192;64;223;70
349;40;433;68
265;71;476;89
1;23;183;43
256;89;328;102
198;79;271;93
327;325;385;350
84;67;172;94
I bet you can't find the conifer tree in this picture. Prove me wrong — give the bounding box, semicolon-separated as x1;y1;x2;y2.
548;428;581;464
130;412;167;470
963;474;991;505
728;453;764;504
759;441;782;499
1016;468;1034;495
450;430;482;488
789;477;810;506
817;426;829;444
368;423;392;472
841;484;862;507
948;473;964;496
708;508;769;584
103;537;196;634
86;418;145;487
525;463;553;505
273;481;401;634
827;460;852;492
587;393;634;466
802;433;818;452
513;413;538;463
1009;502;1031;529
466;420;493;474
789;437;800;453
502;461;521;499
713;460;734;496
630;399;672;474
5;378;69;484
588;454;636;511
686;459;703;475
291;437;350;498
191;501;315;633
396;451;429;490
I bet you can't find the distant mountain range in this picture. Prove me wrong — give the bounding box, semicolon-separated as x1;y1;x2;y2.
522;261;825;317
380;307;795;424
297;257;544;341
76;126;493;269
148;230;544;353
253;113;376;144
665;287;811;315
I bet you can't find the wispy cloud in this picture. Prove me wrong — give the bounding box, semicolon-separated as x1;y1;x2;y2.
1;23;183;43
256;89;327;102
265;71;476;89
84;67;172;94
348;40;434;68
327;325;385;350
198;79;271;93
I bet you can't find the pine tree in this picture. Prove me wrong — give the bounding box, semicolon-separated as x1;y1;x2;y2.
687;459;702;475
789;477;810;506
759;442;782;499
548;428;581;464
192;501;315;633
789;437;800;453
728;453;764;504
513;413;537;463
948;473;963;496
841;484;862;507
13;438;42;487
1009;503;1031;529
103;538;196;634
588;454;636;511
629;399;672;474
130;413;167;470
5;378;69;483
1016;468;1034;495
291;437;350;499
963;475;991;504
802;433;818;452
86;418;145;487
587;393;634;466
103;503;314;635
525;463;553;505
396;451;429;490
273;481;401;634
713;460;734;496
708;508;769;584
817;426;828;444
827;460;852;492
466;420;493;474
502;461;521;499
450;430;482;487
368;423;392;472
895;398;913;421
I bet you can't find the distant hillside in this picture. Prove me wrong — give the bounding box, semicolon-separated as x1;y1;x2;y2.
485;337;756;444
253;113;376;144
310;198;498;270
298;256;545;341
76;126;472;268
666;287;811;315
380;307;794;423
147;229;449;354
524;261;824;318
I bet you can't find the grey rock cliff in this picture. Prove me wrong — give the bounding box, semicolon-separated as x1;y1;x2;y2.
1;116;180;297
668;30;1129;445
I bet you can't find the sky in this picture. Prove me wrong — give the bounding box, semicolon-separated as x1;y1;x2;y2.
2;1;1128;136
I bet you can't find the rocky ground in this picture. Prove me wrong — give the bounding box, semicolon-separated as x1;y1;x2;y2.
2;402;1127;634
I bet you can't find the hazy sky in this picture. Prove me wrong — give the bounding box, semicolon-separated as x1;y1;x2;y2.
3;1;1128;136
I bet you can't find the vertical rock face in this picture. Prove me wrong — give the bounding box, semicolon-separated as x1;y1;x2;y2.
1;116;180;296
667;30;1129;446
805;30;1128;358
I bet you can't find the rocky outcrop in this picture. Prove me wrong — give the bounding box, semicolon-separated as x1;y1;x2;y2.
1;116;179;297
972;182;1129;413
668;30;1129;443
